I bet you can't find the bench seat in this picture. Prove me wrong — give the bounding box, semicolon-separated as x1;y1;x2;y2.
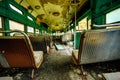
0;31;43;69
72;28;120;65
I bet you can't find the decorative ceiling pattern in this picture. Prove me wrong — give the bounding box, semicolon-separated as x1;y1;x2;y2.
15;0;87;31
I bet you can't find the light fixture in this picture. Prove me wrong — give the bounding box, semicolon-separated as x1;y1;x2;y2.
52;12;60;16
35;5;40;9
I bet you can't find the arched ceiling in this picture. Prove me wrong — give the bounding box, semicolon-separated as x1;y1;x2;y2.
15;0;87;31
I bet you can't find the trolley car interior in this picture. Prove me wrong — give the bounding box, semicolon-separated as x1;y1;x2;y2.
0;0;120;80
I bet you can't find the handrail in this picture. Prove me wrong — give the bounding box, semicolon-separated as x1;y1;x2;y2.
92;23;120;28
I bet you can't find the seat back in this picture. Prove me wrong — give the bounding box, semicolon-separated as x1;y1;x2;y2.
78;28;120;64
29;36;47;53
0;30;41;68
44;35;51;47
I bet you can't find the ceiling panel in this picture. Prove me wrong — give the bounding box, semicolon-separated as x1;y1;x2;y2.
15;0;88;31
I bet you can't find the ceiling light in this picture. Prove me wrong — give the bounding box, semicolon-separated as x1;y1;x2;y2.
35;5;40;9
52;12;60;16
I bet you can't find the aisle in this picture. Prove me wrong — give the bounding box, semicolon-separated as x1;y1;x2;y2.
11;46;94;80
35;53;94;80
50;45;73;56
30;42;94;80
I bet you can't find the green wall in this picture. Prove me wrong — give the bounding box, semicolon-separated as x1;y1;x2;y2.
74;32;81;49
73;0;120;49
0;0;43;35
91;0;120;25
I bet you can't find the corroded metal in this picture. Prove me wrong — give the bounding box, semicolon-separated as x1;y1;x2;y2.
79;28;120;64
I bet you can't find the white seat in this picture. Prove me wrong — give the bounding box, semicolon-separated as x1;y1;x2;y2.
0;77;13;80
72;49;78;65
72;28;120;65
103;72;120;80
34;51;43;68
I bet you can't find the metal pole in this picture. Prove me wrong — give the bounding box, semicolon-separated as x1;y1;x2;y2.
92;23;120;28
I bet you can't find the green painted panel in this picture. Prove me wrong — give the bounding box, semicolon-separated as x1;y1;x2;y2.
0;0;6;7
74;32;81;49
0;0;40;30
4;18;10;36
95;0;120;14
91;0;120;30
76;9;91;23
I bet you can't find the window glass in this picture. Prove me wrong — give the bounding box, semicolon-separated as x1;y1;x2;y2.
71;29;74;33
76;26;78;30
9;4;23;15
0;17;2;28
9;20;24;31
106;8;120;23
0;17;3;36
88;19;91;30
28;26;34;33
28;26;34;36
27;16;33;21
9;20;24;36
35;29;39;34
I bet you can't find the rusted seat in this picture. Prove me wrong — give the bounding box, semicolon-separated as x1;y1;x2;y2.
72;28;120;79
72;28;120;65
44;35;51;46
44;35;52;53
29;35;47;53
0;30;43;68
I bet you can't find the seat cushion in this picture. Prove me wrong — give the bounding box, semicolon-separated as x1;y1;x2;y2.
72;49;78;64
72;50;78;60
103;72;120;80
34;51;43;68
0;77;13;80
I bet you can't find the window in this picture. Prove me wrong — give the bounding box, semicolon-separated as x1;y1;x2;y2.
28;26;34;35
9;4;23;15
0;17;2;29
87;19;91;30
27;16;33;21
35;29;39;34
9;20;24;36
76;26;79;30
106;8;120;24
0;17;3;36
71;29;73;33
9;20;24;31
78;17;87;30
